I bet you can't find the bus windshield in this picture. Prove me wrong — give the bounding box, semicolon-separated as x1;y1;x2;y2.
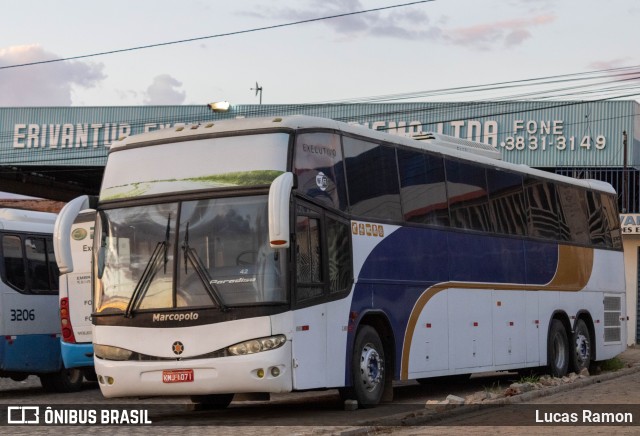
94;195;287;315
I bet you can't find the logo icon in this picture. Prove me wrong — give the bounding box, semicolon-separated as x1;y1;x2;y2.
315;172;328;191
172;341;184;355
71;228;88;241
7;406;40;424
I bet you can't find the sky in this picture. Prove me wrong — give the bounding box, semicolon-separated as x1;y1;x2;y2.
0;0;638;107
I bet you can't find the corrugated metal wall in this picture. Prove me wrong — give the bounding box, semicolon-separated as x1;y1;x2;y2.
0;101;637;169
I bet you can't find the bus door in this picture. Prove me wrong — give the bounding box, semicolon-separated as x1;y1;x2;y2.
291;203;327;389
291;201;353;390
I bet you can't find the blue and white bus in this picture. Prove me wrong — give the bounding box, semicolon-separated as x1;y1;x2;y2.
54;196;96;374
0;208;85;392
90;115;626;407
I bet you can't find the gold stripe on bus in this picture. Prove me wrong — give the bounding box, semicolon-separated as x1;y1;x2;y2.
400;245;594;380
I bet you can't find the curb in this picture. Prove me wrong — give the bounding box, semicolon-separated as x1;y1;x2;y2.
333;363;640;435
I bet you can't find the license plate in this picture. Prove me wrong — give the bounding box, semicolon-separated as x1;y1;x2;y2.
162;369;194;383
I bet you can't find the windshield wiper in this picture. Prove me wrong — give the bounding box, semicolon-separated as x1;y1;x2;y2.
124;214;171;318
182;222;229;312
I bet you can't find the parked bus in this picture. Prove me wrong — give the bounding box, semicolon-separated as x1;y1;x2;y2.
85;115;625;407
53;196;96;375
0;208;85;392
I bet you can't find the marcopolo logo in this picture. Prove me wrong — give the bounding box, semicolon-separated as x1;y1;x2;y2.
152;312;199;322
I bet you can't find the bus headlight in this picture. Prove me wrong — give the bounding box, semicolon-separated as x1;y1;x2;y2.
94;344;134;361
227;335;286;356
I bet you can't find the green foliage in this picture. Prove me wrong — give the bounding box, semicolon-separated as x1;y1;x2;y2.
600;357;625;371
518;374;540;384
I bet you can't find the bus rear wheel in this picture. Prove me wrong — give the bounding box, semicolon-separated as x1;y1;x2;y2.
547;319;569;378
570;319;592;373
350;325;385;408
39;368;84;392
190;394;234;409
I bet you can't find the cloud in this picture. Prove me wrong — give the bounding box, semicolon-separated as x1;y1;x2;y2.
444;15;555;50
249;1;553;49
253;0;440;41
143;74;186;105
0;44;105;106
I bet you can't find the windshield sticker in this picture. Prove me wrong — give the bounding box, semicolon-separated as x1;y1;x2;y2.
315;172;328;191
100;170;284;201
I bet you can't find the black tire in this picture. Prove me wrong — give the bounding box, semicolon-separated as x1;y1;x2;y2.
190;394;234;409
9;374;28;382
570;318;592;373
547;319;570;378
39;368;84;393
83;368;99;382
350;325;385;408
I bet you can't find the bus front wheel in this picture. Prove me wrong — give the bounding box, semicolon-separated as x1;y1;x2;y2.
547;319;570;378
349;325;385;408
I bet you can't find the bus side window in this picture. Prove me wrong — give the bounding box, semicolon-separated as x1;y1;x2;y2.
25;237;55;294
295;215;324;302
2;235;26;291
326;216;352;294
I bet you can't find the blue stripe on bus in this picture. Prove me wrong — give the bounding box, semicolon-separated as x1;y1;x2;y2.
348;226;560;381
0;334;62;373
357;226;558;285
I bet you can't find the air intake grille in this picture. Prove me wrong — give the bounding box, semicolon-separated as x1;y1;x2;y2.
604;296;622;343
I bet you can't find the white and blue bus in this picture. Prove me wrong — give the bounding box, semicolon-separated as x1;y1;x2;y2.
0;208;85;392
53;197;96;373
88;116;626;407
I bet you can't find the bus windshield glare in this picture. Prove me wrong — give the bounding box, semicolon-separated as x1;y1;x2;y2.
94;195;287;314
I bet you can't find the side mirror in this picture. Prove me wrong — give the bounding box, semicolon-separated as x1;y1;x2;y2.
53;195;96;274
268;172;294;249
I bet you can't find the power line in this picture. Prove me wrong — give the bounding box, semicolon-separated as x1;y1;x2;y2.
0;1;434;70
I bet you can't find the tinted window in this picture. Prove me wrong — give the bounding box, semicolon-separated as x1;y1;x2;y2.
398;149;449;226
343;137;402;221
295;214;323;302
3;235;25;291
1;235;58;295
586;191;607;247
294;132;347;211
557;185;590;244
446;159;490;231
600;193;622;249
487;169;527;236
26;237;58;293
326;216;352;294
525;179;561;239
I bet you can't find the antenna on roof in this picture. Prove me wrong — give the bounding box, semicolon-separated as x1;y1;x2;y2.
250;82;263;105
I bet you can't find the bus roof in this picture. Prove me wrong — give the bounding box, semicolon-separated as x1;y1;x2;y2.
110;115;615;195
0;208;56;233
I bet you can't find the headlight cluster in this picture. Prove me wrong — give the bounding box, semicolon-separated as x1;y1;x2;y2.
94;344;133;361
227;335;286;356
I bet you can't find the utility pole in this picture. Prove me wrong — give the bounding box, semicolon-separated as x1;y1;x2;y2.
623;130;628;213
